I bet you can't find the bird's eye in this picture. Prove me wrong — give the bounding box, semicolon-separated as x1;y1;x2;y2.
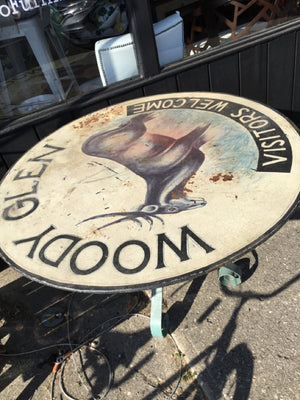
167;206;178;213
142;205;159;213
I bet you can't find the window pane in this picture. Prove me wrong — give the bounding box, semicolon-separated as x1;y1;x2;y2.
177;0;300;56
0;0;129;126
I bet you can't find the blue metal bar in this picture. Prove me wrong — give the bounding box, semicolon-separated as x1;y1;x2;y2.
150;287;169;338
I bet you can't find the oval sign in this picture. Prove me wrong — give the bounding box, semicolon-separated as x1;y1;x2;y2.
0;92;299;292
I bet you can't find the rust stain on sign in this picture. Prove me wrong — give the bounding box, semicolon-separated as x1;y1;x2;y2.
210;172;233;183
170;173;196;199
73;114;100;129
222;173;234;181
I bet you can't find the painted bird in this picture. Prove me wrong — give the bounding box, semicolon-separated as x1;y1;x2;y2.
80;112;210;230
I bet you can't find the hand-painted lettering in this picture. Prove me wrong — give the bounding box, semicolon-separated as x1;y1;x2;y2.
14;225;56;258
70;241;108;275
113;240;150;274
5;180;39;201
1;144;66;222
39;234;81;267
28;144;65;163
12;225;214;276
14;164;47;180
156;225;215;269
3;197;39;220
127;97;228;115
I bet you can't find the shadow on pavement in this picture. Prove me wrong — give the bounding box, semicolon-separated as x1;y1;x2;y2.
0;253;299;399
168;275;207;334
165;252;299;400
0;275;204;399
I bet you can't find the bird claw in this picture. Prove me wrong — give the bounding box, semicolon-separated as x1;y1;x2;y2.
131;217;143;228
95;213;164;231
78;210;165;232
142;213;165;229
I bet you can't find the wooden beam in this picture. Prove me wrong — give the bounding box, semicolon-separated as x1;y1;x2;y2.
126;0;160;78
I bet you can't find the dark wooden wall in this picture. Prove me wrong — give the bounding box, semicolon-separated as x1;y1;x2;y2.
1;18;300;181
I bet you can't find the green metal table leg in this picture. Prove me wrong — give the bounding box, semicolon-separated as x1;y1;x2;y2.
150;287;169;338
218;263;242;287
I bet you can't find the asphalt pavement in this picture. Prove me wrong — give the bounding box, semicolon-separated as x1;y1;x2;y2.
0;206;299;400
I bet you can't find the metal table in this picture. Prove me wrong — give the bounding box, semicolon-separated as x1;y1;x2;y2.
1;92;299;337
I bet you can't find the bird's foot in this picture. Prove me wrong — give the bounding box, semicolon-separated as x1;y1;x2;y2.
77;210;164;231
165;196;207;213
139;197;206;215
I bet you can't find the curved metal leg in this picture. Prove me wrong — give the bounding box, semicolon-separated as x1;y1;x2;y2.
150;287;169;338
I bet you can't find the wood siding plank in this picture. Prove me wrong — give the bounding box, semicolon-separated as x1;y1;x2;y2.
267;31;296;114
109;88;144;105
35;113;74;140
0;127;39;170
0;154;7;180
209;54;240;95
143;76;178;96
75;100;109;118
239;44;267;103
292;31;300;124
177;64;210;92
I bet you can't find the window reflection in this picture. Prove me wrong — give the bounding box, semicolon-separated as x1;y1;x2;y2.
177;0;300;56
0;0;299;125
0;0;128;124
